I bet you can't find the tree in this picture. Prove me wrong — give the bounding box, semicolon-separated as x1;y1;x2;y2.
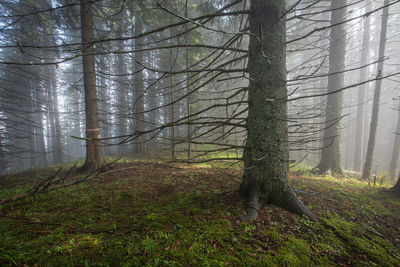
239;0;315;221
362;0;390;181
314;0;347;175
353;0;371;172
389;99;400;180
78;0;106;172
132;10;148;154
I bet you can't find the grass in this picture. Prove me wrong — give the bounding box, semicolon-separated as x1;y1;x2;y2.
0;158;400;266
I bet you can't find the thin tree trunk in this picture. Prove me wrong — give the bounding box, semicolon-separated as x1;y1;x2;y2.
169;13;176;159
133;18;147;154
50;66;63;164
315;0;347;175
389;100;400;180
362;0;389;180
185;0;192;163
353;0;371;172
240;0;315;221
116;55;127;152
79;0;106;172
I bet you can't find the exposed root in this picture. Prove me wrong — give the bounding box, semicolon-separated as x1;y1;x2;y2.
241;188;318;222
241;191;262;221
294;188;321;197
281;189;318;221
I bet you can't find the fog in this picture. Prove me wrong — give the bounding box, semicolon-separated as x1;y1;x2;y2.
0;0;399;181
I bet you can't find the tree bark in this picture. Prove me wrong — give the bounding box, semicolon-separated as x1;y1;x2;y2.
362;0;389;181
353;0;371;172
133;17;148;154
50;66;63;164
389;173;400;194
79;0;106;172
389;100;400;180
240;0;315;221
315;0;347;176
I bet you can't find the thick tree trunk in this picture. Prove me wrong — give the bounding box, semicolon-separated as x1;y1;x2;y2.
240;0;315;221
79;0;106;172
362;0;389;181
353;0;371;172
389;173;400;194
389;101;400;180
315;0;346;176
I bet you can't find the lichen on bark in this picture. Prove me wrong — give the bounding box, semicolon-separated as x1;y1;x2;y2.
240;0;315;221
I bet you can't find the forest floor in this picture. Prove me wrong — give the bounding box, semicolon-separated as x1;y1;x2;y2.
1;157;400;266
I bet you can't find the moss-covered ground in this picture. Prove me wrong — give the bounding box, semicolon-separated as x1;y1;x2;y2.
1;158;400;266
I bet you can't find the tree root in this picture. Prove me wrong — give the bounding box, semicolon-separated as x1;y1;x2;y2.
241;188;317;221
294;188;321;197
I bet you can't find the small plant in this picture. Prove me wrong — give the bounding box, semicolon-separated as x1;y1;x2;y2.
141;237;156;252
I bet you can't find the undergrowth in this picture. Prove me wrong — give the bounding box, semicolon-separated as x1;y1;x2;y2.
0;159;399;266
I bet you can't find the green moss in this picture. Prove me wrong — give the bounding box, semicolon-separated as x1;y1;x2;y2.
321;214;399;266
265;227;284;243
275;237;311;266
2;157;400;266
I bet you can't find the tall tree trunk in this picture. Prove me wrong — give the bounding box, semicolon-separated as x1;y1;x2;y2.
240;0;315;221
185;0;192;163
115;55;127;151
389;100;400;180
79;0;106;172
169;13;176;160
353;0;371;172
362;0;389;180
134;18;147;154
315;0;347;175
50;66;63;164
98;56;112;156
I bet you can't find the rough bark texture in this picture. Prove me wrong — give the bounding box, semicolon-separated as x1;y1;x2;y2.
389;100;400;180
240;0;315;221
389;174;400;194
79;0;106;172
315;0;346;175
353;0;371;172
362;0;389;181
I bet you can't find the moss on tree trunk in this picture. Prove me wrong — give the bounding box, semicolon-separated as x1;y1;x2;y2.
240;0;315;221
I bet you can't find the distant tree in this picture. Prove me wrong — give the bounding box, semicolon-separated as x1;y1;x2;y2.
314;0;347;175
362;0;390;181
131;9;148;154
78;0;106;172
389;99;400;180
239;0;315;221
353;0;371;172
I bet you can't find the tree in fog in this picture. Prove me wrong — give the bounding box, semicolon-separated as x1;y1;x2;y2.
79;0;106;172
239;0;315;221
353;0;371;172
389;98;400;180
362;0;390;181
314;0;347;175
